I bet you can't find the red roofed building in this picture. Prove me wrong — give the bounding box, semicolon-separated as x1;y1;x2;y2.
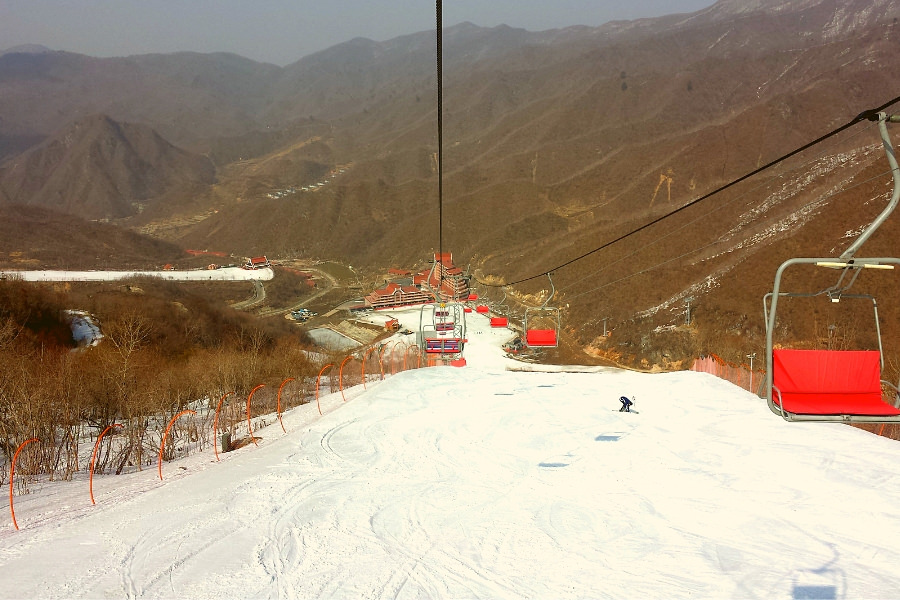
425;252;469;301
244;256;270;269
365;282;433;309
361;252;468;309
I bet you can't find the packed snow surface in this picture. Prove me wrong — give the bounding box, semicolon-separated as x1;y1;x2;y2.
0;266;273;282
2;307;900;599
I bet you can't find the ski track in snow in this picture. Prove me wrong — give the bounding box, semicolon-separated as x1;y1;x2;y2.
2;308;900;598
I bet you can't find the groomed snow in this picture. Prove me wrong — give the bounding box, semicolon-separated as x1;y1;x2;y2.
2;306;900;599
0;266;274;282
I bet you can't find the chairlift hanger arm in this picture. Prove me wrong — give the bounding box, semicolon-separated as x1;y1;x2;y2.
841;112;900;259
540;272;556;309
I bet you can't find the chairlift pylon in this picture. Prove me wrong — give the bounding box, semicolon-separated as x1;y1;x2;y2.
764;112;900;422
524;273;561;348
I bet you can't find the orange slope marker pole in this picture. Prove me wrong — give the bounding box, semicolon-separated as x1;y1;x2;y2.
277;378;295;433
158;410;197;481
315;364;334;416
213;391;235;461
89;423;123;505
246;384;266;447
339;356;353;402
9;438;39;530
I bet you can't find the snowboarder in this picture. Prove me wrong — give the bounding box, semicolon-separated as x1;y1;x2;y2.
619;396;634;412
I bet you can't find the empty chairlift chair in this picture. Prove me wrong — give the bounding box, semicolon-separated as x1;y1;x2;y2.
490;289;510;328
418;302;466;361
524;273;561;349
764;112;900;422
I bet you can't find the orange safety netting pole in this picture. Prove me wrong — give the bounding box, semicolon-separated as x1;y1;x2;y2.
159;410;196;481
339;356;353;402
213;391;235;461
9;438;39;531
377;346;386;380
89;423;123;505
277;378;294;433
246;384;266;447
315;364;334;416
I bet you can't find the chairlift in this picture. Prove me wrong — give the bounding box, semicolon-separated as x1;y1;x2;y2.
418;302;466;359
524;273;561;348
491;288;510;328
764;112;900;422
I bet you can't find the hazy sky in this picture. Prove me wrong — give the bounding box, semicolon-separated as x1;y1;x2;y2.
1;1;716;66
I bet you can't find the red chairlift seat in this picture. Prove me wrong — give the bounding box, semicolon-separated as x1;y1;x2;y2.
763;112;900;423
475;305;489;314
526;329;557;347
490;317;508;328
772;349;899;417
424;338;461;353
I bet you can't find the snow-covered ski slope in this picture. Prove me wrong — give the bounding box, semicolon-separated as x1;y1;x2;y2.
0;266;274;282
3;307;900;599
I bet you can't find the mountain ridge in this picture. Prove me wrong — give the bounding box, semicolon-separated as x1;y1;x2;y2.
0;114;215;219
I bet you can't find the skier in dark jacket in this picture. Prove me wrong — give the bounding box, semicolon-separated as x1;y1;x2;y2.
619;396;634;412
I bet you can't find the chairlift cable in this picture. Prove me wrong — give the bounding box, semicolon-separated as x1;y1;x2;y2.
476;95;900;289
436;0;444;296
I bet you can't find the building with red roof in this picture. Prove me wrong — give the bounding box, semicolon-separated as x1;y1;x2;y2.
424;252;469;301
244;256;270;269
362;252;469;309
365;282;433;309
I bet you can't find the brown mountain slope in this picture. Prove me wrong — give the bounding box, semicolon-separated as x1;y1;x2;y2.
0;205;184;269
0;114;215;219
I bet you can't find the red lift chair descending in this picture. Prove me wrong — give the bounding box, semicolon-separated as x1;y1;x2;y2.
764;112;900;422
